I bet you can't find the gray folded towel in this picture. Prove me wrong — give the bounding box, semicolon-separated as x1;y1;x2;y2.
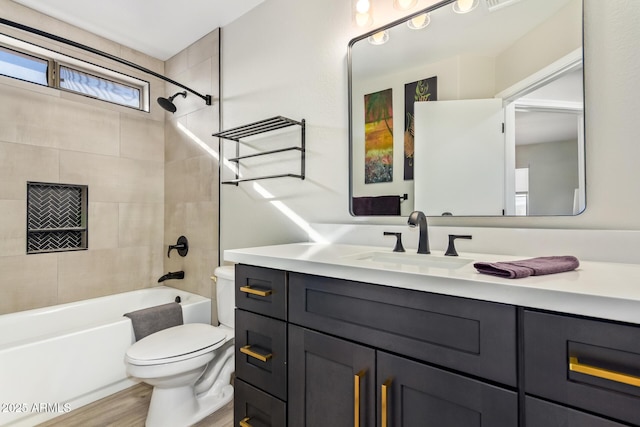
124;302;183;341
474;256;579;279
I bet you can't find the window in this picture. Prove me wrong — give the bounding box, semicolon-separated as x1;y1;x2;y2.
0;34;149;111
514;167;529;216
0;45;48;86
515;193;528;216
27;182;88;254
59;65;142;109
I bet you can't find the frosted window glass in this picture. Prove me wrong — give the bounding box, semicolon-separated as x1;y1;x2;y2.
59;65;141;109
0;46;48;85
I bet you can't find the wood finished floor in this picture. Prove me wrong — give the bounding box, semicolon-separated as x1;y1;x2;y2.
38;383;233;427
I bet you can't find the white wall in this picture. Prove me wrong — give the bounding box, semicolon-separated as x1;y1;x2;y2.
220;0;640;253
495;0;582;93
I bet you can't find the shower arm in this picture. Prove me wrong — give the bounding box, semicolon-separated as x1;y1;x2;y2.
0;17;212;106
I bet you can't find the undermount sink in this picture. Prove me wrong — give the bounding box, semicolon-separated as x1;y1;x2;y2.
343;251;473;270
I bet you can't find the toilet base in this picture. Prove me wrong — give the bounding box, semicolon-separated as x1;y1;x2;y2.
145;383;234;427
143;342;235;427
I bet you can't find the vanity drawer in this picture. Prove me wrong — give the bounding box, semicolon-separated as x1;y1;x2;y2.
524;310;640;426
236;264;287;320
235;309;287;401
525;396;627;427
288;272;517;386
234;378;286;427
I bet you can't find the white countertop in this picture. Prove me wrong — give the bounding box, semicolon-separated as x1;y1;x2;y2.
225;242;640;325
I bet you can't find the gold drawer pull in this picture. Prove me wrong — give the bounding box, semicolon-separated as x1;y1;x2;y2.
569;356;640;387
381;378;392;427
354;370;366;427
240;286;272;297
239;416;252;427
240;345;273;362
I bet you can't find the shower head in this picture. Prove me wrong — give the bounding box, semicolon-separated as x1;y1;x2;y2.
157;91;187;113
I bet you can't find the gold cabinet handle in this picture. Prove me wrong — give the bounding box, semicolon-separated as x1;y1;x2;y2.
240;345;273;362
240;286;272;297
239;416;252;427
381;378;392;427
354;370;366;427
569;356;640;387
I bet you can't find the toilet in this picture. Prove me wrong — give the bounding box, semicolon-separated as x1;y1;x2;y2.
125;266;235;427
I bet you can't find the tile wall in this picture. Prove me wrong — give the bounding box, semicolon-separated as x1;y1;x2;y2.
163;30;221;324
0;0;168;314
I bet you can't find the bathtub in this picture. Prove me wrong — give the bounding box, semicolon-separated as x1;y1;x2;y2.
0;286;211;426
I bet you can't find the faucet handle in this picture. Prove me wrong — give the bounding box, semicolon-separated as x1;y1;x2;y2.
168;235;189;258
383;232;405;253
445;235;472;257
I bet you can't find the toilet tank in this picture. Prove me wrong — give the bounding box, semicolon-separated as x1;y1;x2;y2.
214;266;235;328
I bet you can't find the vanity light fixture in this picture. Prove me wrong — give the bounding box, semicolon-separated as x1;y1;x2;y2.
393;0;418;11
368;30;390;45
452;0;479;14
354;0;373;27
407;13;431;30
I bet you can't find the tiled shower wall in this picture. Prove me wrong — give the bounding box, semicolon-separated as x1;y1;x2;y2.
0;0;166;314
162;30;221;323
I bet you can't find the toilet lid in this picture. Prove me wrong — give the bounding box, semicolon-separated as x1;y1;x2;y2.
126;323;226;365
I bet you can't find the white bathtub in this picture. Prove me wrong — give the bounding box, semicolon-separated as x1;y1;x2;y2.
0;286;211;426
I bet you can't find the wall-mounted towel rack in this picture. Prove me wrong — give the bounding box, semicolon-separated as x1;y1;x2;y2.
213;116;305;185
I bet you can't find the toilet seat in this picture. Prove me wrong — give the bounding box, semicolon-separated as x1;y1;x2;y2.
126;323;226;366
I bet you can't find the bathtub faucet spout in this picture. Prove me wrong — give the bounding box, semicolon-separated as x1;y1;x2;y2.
158;271;185;283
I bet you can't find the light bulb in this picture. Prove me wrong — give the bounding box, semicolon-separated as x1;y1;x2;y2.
457;0;474;11
355;12;372;27
407;13;430;30
368;30;389;45
393;0;417;11
453;0;478;13
356;0;370;14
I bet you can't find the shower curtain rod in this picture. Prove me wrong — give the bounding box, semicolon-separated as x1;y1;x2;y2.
0;17;212;105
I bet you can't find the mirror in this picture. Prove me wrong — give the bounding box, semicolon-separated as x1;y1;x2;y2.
349;0;585;217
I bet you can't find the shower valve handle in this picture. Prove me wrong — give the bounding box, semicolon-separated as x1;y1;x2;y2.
168;236;189;258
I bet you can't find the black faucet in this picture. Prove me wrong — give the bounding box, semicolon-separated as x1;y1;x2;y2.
445;235;472;256
158;271;185;283
383;231;405;252
407;211;430;254
167;236;189;258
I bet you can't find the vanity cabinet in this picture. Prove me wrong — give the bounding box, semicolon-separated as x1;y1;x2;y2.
288;325;517;426
287;272;518;426
234;263;640;427
376;351;517;426
524;310;640;426
288;272;518;386
525;397;629;427
234;379;287;427
234;265;288;427
288;325;376;426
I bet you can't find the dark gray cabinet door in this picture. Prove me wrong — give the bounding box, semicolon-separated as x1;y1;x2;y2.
236;264;287;320
236;309;287;401
524;310;640;426
525;396;628;427
235;378;286;427
377;351;518;427
289;272;517;386
288;325;376;427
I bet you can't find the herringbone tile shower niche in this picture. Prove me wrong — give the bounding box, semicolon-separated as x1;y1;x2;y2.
26;182;88;254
